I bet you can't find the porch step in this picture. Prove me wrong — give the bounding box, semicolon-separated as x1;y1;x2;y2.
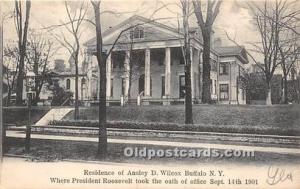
35;107;73;126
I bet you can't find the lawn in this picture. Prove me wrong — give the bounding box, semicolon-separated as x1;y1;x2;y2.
4;106;51;126
4;104;300;135
62;105;300;135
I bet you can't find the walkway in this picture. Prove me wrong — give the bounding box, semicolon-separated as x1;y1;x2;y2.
35;107;73;125
6;130;300;155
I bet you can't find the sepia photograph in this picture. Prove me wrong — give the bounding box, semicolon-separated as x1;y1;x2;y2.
0;0;299;188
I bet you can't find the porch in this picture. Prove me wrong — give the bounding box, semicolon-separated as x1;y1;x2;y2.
99;45;202;106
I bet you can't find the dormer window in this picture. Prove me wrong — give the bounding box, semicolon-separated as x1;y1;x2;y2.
130;27;144;39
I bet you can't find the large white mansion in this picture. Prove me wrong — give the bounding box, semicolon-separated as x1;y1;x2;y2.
27;15;249;105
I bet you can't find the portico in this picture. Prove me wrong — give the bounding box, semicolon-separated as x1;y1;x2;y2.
102;44;200;105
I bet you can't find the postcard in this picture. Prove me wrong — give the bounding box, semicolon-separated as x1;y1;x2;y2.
0;0;299;188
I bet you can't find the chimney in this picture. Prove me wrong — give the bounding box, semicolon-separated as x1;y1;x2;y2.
213;38;222;48
54;59;65;72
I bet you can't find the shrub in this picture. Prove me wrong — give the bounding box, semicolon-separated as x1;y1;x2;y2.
48;119;299;136
49;81;73;106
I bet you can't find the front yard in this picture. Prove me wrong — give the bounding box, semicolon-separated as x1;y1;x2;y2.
65;104;300;126
4;104;300;164
62;104;300;136
4;106;50;125
4;104;300;135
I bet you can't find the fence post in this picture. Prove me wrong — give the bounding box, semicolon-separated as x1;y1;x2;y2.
25;95;32;153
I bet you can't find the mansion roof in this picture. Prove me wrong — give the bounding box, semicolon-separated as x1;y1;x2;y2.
85;15;202;48
215;46;249;64
85;15;248;64
43;70;87;78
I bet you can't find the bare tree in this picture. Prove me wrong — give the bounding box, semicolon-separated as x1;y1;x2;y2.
111;36;137;105
52;1;88;119
43;0;165;158
181;0;193;124
90;0;131;157
120;35;149;104
25;30;57;105
90;0;108;158
14;0;31;105
248;0;299;105
3;44;19;105
279;40;298;103
126;40;144;103
227;0;299;105
290;65;300;103
278;17;299;104
193;0;222;104
90;1;173;157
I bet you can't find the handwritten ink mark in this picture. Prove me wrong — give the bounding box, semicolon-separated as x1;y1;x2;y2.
266;166;293;185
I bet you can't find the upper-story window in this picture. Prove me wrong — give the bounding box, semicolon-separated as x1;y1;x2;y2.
210;59;218;72
219;62;229;75
81;78;86;86
130;27;144;39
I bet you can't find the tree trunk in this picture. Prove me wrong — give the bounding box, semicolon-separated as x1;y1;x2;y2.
32;96;40;106
128;72;132;102
92;1;107;158
198;57;202;100
297;78;300;104
182;0;193;124
16;1;31;105
127;42;133;102
32;61;39;106
266;81;272;105
185;58;193;124
184;36;193;124
33;82;43;106
202;30;211;104
74;60;79;120
282;74;288;104
16;65;25;105
98;56;107;158
7;89;12;106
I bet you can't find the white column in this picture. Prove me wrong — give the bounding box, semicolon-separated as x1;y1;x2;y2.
165;47;171;97
190;47;194;99
198;50;203;101
124;50;130;97
106;53;112;98
144;48;151;96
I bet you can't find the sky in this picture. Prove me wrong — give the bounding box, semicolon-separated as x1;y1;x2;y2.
2;0;262;68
